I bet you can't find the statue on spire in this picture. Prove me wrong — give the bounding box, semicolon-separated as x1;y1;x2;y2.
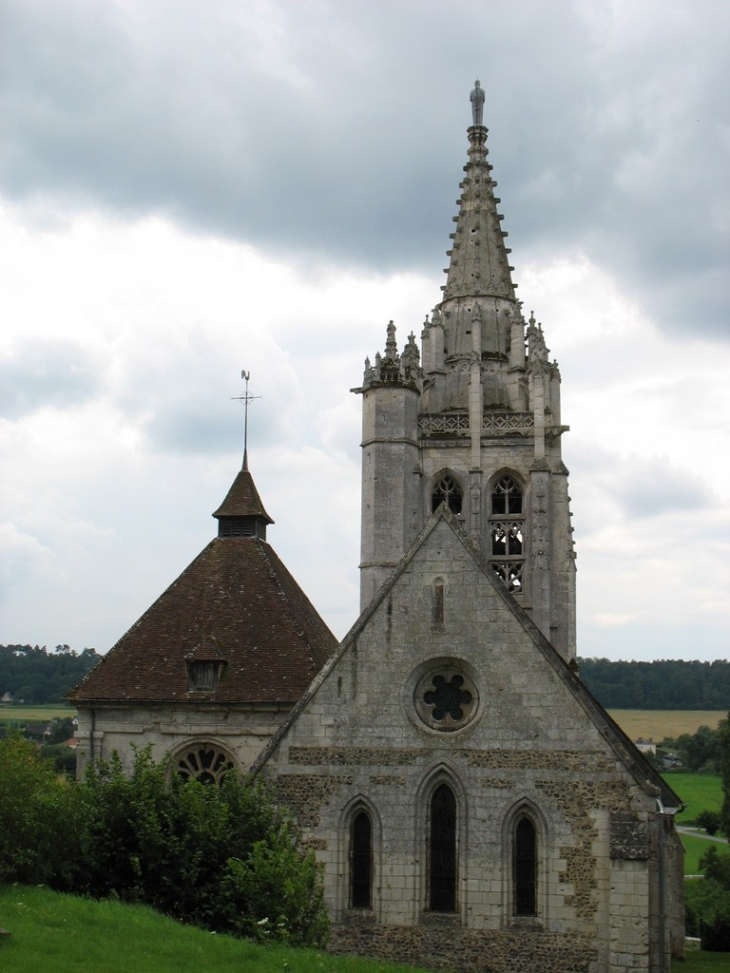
470;79;485;126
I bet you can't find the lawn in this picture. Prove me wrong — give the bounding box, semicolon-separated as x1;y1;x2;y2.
665;773;723;823
0;885;726;972
682;945;730;970
0;886;424;973
681;832;725;875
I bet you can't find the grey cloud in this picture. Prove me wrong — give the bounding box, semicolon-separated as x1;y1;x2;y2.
0;339;100;418
572;445;714;521
1;0;727;337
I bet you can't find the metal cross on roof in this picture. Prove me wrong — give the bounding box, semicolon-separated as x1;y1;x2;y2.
231;370;261;471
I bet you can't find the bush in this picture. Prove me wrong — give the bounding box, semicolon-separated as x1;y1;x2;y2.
0;740;328;947
0;735;80;885
696;810;721;836
73;746;328;946
221;836;328;946
686;847;730;950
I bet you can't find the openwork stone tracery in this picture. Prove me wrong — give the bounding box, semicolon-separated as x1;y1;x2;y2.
176;743;235;785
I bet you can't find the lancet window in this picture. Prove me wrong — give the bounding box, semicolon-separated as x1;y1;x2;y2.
489;474;525;592
350;811;373;909
513;815;537;916
432;474;463;515
429;784;457;912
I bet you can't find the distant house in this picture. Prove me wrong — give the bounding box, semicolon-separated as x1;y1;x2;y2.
1;692;12;704
635;737;657;755
24;721;51;742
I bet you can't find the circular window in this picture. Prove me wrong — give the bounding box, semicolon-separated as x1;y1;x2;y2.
413;661;479;732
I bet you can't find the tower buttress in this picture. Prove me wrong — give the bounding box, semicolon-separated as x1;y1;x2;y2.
353;323;422;609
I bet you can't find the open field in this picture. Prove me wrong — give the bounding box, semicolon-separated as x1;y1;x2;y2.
609;710;726;741
666;774;723;822
680;832;728;875
0;704;76;723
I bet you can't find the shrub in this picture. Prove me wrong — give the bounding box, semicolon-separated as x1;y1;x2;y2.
0;735;80;885
696;810;721;836
73;746;328;946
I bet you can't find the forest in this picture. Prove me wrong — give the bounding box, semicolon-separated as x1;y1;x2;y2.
2;646;730;709
578;658;730;710
0;644;101;704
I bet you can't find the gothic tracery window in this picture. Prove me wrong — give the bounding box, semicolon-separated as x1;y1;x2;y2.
429;784;457;912
350;811;373;909
432;473;463;514
177;744;234;786
489;474;525;592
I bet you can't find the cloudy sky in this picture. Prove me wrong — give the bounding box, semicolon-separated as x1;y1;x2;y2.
1;0;728;663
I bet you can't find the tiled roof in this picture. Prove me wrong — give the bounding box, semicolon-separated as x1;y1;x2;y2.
212;469;273;523
69;537;337;704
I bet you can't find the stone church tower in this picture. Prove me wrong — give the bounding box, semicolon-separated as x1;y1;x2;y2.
72;84;685;973
355;80;575;661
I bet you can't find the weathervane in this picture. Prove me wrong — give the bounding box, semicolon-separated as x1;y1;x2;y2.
231;370;261;471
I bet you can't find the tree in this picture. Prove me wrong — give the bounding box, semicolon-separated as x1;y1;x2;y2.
719;714;730;837
0;735;80;885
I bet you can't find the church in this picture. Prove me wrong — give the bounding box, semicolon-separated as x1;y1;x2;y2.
71;85;684;973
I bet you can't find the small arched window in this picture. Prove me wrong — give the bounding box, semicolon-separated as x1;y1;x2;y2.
513;815;537;916
432;474;463;514
350;811;372;909
429;784;457;912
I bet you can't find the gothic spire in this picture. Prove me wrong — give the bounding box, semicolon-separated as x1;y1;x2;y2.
437;83;519;361
442;84;517;305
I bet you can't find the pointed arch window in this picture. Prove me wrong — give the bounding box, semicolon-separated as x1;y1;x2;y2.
432;474;463;515
489;474;525;592
429;784;457;912
513;815;537;916
350;811;373;909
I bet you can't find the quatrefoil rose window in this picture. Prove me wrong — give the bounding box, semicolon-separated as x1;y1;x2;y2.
414;663;479;732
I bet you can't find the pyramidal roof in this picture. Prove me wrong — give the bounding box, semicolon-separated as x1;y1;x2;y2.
70;464;336;705
212;465;273;523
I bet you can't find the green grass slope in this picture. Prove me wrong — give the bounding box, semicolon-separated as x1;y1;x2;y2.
1;885;728;971
0;886;422;973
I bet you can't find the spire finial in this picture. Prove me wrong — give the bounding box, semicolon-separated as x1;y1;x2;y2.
470;79;485;126
231;371;261;471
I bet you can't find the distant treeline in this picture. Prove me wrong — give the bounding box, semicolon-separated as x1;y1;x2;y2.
3;646;730;710
579;658;730;710
0;645;101;705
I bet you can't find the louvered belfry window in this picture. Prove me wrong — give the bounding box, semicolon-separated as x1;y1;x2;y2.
489;474;525;592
